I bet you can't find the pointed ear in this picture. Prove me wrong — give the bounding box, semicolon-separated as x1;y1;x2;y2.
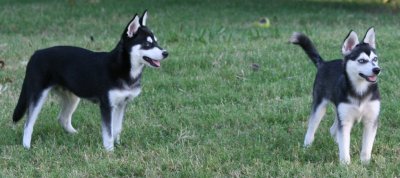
342;30;359;55
126;15;140;38
140;10;148;26
363;27;376;49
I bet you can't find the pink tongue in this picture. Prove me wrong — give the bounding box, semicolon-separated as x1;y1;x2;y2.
368;75;377;81
153;60;161;67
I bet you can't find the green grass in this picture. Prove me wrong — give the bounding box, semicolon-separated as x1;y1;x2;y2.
1;0;400;177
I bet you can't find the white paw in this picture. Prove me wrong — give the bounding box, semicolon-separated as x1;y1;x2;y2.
23;141;31;149
304;135;314;147
114;134;121;145
340;157;351;165
59;118;77;134
105;145;114;152
23;135;31;149
360;153;371;165
103;139;114;151
65;127;78;134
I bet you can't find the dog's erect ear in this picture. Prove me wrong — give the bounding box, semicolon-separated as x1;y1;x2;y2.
140;10;148;26
362;27;376;49
126;15;140;38
342;30;359;56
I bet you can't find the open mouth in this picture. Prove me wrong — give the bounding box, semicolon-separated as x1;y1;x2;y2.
359;73;378;83
143;56;161;68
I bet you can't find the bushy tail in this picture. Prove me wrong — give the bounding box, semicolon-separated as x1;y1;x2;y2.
289;32;324;67
13;80;28;123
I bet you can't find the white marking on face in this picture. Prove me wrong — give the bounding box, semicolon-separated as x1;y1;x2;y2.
346;60;370;95
356;52;378;65
130;41;166;69
142;47;164;61
147;36;153;43
154;36;158;42
346;51;379;95
129;45;144;78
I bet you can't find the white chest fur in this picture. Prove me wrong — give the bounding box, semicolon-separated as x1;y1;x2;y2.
108;87;141;107
338;97;380;123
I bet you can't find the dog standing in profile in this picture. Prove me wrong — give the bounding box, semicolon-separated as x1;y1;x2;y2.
12;11;168;151
290;28;381;164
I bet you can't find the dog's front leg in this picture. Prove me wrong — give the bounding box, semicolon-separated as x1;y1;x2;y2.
360;121;378;164
337;117;353;164
112;103;126;145
361;101;380;164
337;104;355;165
100;103;114;151
337;121;353;165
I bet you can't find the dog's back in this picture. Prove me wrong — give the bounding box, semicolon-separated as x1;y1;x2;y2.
13;46;109;123
30;46;116;96
290;32;344;102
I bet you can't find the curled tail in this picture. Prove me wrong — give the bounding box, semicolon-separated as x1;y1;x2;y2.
289;32;324;67
13;80;28;123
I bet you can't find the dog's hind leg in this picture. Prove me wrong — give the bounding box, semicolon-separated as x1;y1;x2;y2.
56;89;80;134
23;87;51;149
304;99;328;147
330;111;339;143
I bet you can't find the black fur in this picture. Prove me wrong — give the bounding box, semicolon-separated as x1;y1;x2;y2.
291;33;380;109
12;11;168;150
290;33;324;67
290;28;381;164
13;33;135;123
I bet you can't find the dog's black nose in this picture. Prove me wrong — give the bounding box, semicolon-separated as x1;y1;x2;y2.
372;67;381;75
162;51;169;58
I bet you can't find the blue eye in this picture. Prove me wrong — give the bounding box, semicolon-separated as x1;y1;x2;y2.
357;59;368;64
372;57;378;62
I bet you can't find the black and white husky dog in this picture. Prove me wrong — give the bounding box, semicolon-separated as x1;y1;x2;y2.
290;28;381;164
12;11;168;151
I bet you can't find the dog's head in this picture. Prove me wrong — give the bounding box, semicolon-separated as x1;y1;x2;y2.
122;11;168;68
342;27;380;84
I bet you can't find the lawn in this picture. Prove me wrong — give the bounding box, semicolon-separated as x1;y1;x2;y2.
1;0;400;177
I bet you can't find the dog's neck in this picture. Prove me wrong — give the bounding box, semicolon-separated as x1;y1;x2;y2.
109;42;144;86
129;57;144;79
344;71;377;100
